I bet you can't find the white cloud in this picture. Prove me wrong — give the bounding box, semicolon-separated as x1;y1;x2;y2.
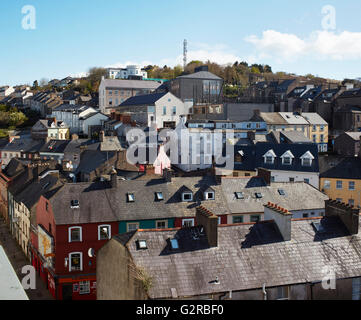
245;29;361;61
105;44;244;70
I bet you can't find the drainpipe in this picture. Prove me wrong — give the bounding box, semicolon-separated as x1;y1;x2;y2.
262;283;267;300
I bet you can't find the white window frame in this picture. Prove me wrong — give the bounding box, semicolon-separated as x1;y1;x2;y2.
69;252;83;272
182;219;194;228
156;220;168;229
204;191;215;200
349;181;355;190
98;224;111;240
336;180;343;190
323;180;331;189
301;158;312;167
127;222;139;232
68;226;82;243
182;192;193;202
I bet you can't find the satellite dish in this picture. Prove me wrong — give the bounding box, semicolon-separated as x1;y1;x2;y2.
66;162;71;168
88;248;95;258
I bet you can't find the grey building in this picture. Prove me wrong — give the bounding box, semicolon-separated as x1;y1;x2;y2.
96;200;361;300
168;66;223;104
333;132;361;156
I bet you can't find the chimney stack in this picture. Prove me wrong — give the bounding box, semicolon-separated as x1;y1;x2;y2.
196;206;218;247
100;131;105;142
257;168;271;186
325;199;360;235
163;168;172;183
110;168;118;188
253;109;261;118
264;202;292;241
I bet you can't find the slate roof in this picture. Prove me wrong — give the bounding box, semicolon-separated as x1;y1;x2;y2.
48;176;229;225
14;173;62;209
315;88;339;102
278;131;312;143
75;150;116;174
344;132;361;141
39;140;70;154
319;155;361;180
302;112;328;125
254;112;287;125
300;86;322;100
338;88;361;98
274;79;295;93
63;139;99;154
2;139;44;153
176;71;223;81
119;92;167;106
230;142;319;172
2;158;27;178
118;214;361;299
221;178;328;214
101;79;162;90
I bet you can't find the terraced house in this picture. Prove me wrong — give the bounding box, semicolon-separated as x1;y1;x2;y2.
319;155;361;208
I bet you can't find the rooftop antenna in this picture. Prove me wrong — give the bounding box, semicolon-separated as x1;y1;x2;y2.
183;39;188;70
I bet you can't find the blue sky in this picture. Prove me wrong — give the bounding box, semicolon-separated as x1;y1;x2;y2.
1;0;361;85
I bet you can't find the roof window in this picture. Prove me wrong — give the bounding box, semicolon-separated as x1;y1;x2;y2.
127;193;135;202
71;200;79;208
235;192;244;199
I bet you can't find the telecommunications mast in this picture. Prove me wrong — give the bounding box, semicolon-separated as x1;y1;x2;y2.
183;39;188;70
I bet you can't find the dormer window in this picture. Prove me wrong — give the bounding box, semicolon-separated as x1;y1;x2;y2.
182;192;193;202
281;150;294;166
300;151;314;167
204;189;215;200
127;193;135;202
263;150;276;165
235;150;244;163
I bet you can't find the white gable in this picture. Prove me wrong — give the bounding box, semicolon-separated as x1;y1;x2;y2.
263;149;277;158
300;151;314;159
280;150;295;159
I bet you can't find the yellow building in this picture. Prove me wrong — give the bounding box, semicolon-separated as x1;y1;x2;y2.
319;156;361;208
303;113;328;153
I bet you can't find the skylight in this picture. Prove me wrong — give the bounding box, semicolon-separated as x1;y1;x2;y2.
235;192;244;199
278;189;286;196
170;238;179;250
138;240;147;250
156;192;164;201
127;193;135;202
71;200;79;208
255;193;263;199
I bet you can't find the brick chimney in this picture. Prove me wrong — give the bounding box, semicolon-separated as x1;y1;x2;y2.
264;202;292;241
196;206;218;247
325;199;360;235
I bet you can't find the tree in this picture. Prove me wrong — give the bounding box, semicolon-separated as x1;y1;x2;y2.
39;78;49;87
86;67;107;93
32;80;39;90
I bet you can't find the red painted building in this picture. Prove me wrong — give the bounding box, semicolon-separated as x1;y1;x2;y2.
30;193;118;300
